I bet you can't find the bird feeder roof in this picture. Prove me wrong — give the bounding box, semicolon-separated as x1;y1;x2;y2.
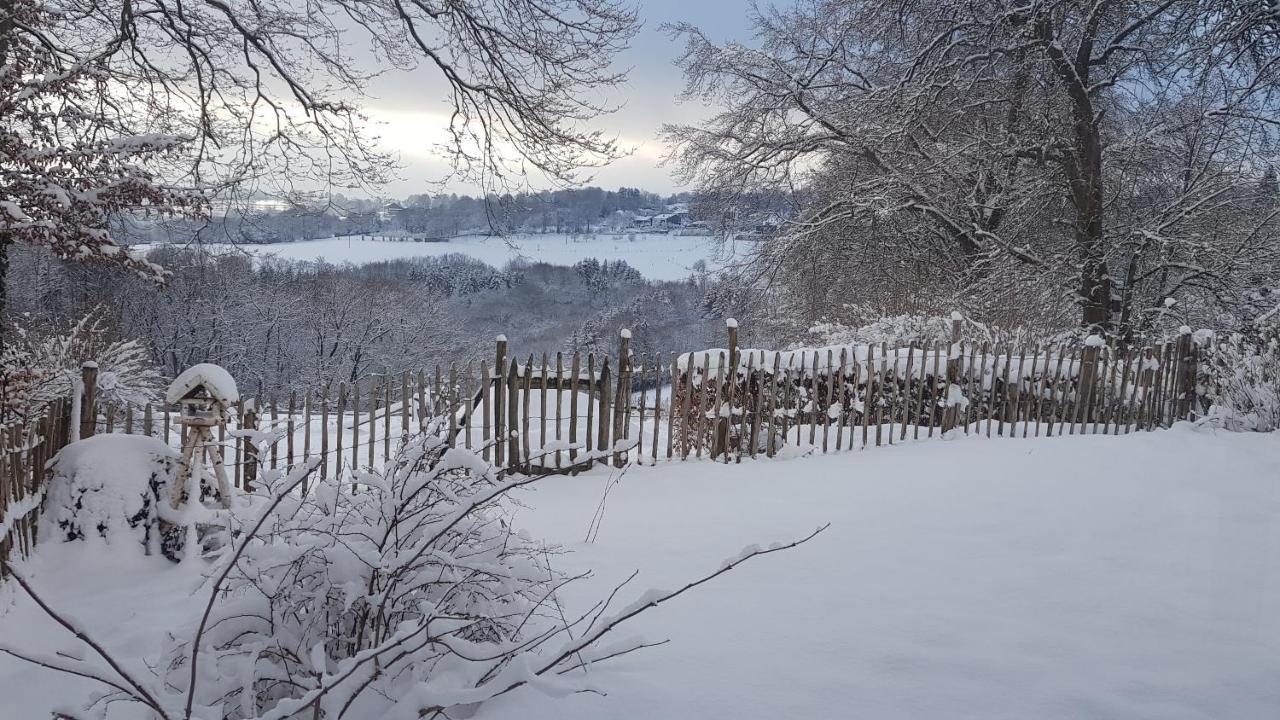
166;363;240;406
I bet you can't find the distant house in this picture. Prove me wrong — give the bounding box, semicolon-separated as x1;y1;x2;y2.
752;213;786;236
628;204;691;231
378;202;407;223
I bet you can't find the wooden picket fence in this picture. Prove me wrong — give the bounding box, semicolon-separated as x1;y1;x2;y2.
66;320;1205;480
668;325;1201;462
0;319;1208;573
0;398;75;577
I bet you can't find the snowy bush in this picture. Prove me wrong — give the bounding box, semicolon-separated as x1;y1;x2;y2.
42;434;178;549
2;430;823;720
160;436;565;718
800;307;1022;349
1198;330;1280;432
0;309;165;423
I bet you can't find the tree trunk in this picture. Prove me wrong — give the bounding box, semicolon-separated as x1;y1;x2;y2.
1041;17;1112;333
1069;83;1110;332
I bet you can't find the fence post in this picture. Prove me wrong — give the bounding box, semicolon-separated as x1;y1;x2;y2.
1077;338;1102;426
726;318;739;370
79;361;98;439
243;404;258;492
494;335;507;467
506;359;520;470
597;359;611;465
612;329;631;468
943;313;963;433
715;319;739;458
1175;328;1195;421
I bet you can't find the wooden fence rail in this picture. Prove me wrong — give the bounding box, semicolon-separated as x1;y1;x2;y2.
0;321;1210;573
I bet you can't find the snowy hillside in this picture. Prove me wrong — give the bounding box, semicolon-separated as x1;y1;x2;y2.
133;233;736;281
2;426;1277;719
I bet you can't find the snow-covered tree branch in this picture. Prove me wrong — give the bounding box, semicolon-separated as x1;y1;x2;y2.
665;0;1280;336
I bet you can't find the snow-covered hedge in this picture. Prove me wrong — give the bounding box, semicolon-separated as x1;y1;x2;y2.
670;330;1202;445
1198;330;1280;432
803;313;959;348
799;309;1031;349
42;434;178;549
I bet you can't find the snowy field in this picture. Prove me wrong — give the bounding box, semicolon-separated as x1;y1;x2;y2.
134;233;734;281
2;425;1278;719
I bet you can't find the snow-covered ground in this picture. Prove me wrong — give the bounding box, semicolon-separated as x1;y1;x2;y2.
133;233;735;281
2;425;1278;719
496;425;1280;720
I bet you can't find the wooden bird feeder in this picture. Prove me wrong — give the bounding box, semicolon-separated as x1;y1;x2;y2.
166;363;239;510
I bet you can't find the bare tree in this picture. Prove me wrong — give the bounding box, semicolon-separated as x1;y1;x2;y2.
0;0;196;332
0;0;639;333
665;0;1280;334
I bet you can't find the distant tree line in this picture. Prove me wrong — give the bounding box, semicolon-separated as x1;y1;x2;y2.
127;188;700;246
7;243;720;396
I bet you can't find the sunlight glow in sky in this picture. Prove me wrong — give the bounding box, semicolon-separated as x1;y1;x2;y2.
364;1;770;196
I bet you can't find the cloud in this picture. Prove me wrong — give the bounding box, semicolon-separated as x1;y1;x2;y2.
364;105;685;195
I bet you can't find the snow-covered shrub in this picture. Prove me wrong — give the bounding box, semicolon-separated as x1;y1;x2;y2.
1198;330;1280;432
153;434;819;719
799;306;1022;349
5;427;821;720
160;436;566;718
42;434;178;549
0;309;165;423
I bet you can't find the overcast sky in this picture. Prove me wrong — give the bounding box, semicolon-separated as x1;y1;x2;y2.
362;1;767;197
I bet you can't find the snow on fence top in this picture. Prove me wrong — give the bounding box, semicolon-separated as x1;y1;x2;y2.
674;343;1162;385
165;363;240;406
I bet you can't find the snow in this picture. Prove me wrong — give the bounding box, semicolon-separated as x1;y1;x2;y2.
165;362;239;406
620;328;632;339
3;426;1279;719
725;317;738;328
40;434;178;547
132;233;732;281
0;488;45;548
488;425;1280;720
